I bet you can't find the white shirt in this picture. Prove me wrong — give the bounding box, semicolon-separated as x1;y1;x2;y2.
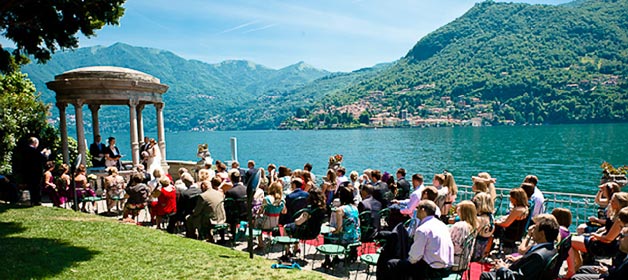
531;187;545;216
408;215;454;268
400;184;425;216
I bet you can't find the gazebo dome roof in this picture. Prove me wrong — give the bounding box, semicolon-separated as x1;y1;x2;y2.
47;65;168;105
55;66;161;84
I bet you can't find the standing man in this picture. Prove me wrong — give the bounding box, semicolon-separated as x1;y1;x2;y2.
395;168;411;200
139;136;150;154
371;170;392;207
23;137;50;206
385;200;454;279
244;160;256;187
89;134;106;167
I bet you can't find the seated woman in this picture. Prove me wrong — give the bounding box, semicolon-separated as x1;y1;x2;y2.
321;169;338;207
255;181;287;249
449;200;478;271
577;182;621;234
552;207;576;277
323;185;361;267
473;172;497;202
55;163;71;206
571;192;628;269
74;164;96;213
284;187;326;256
104;166;126;212
43;161;64;207
122;173;151;221
431;174;448;216
494;187;529;253
472;192;495;262
442;171;458;217
152;176;177;229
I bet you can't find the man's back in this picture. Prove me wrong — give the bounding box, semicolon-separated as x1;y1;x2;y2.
358;197;382;230
509;243;556;280
396;178;411;200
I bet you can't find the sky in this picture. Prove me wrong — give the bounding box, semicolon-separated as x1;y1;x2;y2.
2;0;573;72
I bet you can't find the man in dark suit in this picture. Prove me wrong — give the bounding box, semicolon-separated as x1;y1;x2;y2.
89;134;106;167
243;160;257;188
167;173;201;234
282;178;309;224
395;168;411;200
481;214;559;280
358;184;382;231
22;137;50;206
371;170;392;207
225;169;247;235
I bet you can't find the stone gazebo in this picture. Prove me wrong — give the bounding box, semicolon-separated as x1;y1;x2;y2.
46;66;169;169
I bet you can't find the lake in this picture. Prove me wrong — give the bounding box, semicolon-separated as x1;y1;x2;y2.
94;123;628;195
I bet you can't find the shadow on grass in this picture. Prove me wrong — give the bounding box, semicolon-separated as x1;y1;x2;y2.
0;220;98;279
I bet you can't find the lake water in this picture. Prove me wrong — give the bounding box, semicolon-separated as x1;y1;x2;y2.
95;123;628;195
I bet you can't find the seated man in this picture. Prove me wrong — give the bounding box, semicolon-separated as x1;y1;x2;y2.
481;214;559;280
358;184;382;234
186;180;226;241
384;200;454;280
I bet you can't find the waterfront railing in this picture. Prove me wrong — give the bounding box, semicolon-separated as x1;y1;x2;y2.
457;185;597;230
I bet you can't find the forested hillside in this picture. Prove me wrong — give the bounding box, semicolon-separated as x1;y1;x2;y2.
290;0;628;128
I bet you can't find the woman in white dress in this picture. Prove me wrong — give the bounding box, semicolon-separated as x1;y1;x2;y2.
146;138;162;176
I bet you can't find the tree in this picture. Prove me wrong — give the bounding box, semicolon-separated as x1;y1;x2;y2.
0;71;56;174
0;0;126;73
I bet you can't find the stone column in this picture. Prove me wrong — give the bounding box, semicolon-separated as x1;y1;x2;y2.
56;102;69;164
73;100;86;165
136;104;145;146
88;104;101;142
155;102;167;168
129;99;140;166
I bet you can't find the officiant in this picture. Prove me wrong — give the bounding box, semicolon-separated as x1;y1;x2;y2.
105;136;122;170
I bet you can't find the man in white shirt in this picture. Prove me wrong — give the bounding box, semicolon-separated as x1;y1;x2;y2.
525;175;545;216
385;200;454;279
392;173;425;216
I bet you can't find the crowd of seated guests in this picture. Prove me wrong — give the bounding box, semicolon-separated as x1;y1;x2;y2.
22;154;628;280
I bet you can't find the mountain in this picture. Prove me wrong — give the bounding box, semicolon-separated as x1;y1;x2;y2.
289;0;628;128
19;43;336;131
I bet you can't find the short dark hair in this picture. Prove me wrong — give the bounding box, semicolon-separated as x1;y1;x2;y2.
397;168;406;177
524;175;538;186
422;186;438;201
361;184;374;195
303;163;312;171
371;170;382;181
337;185;354;205
520;182;535;199
551;208;572;228
411;173;423;183
229;170;240;183
533;214;559;242
336;167;346;175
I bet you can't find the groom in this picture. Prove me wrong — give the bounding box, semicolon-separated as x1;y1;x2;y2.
89;134;106;167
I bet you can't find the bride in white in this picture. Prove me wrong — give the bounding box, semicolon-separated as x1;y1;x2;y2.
146;138;162;177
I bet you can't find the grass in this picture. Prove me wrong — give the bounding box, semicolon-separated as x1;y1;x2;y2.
0;204;328;280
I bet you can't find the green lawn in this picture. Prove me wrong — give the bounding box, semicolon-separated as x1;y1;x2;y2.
0;204;328;280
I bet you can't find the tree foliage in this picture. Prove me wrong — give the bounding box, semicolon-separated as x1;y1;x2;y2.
0;71;56;174
0;0;126;73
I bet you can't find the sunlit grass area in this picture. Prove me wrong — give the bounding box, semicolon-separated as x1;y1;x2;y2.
0;204;327;280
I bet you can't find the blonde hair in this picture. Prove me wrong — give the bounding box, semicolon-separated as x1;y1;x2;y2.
458;200;478;228
610;192;628;220
268;181;283;202
198;168;212;181
443;172;458;196
350;171;359;181
473;180;488;193
473;192;494;215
